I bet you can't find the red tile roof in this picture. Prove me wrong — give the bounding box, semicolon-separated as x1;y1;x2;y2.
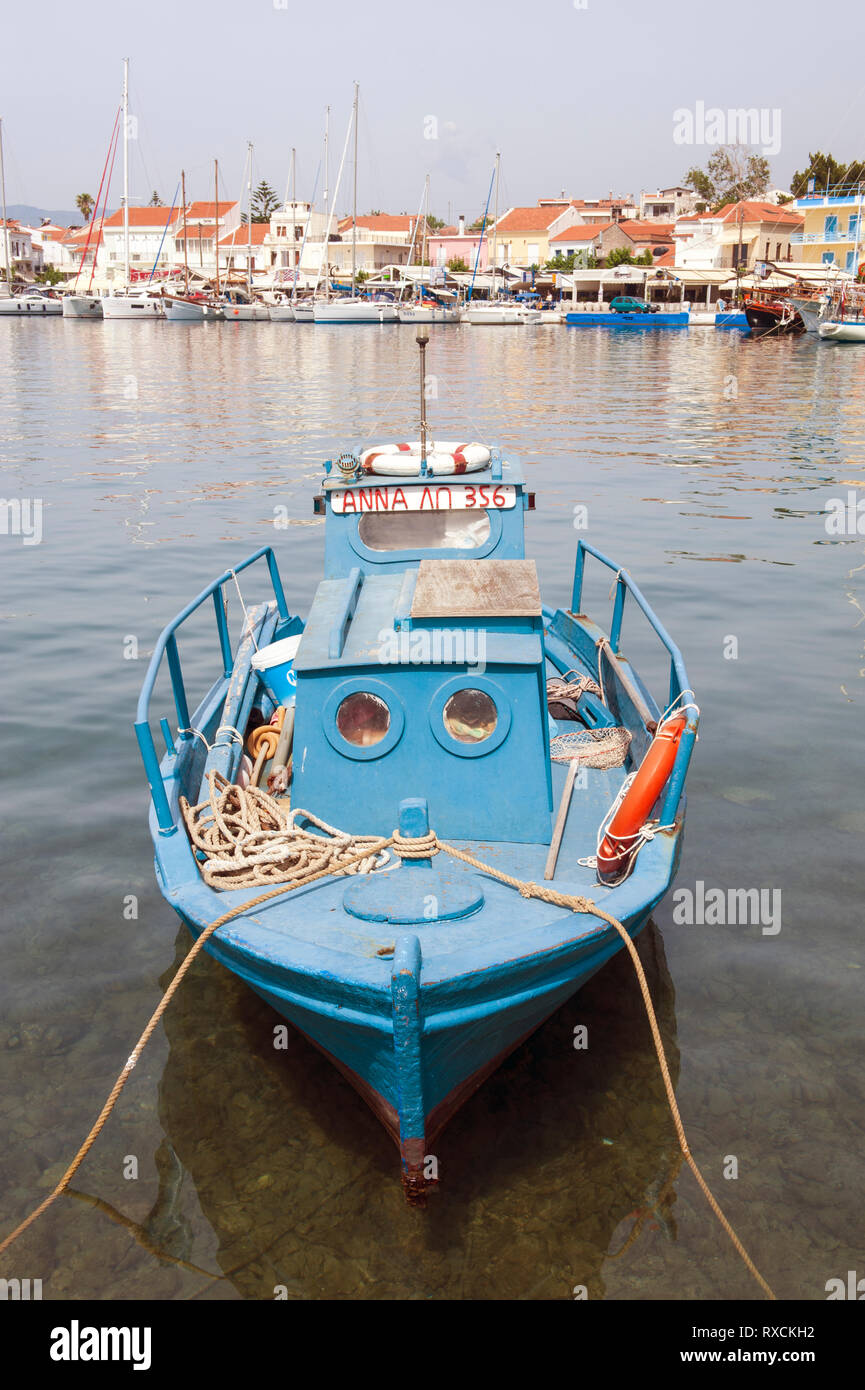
549;222;612;242
183;200;237;220
622;220;676;239
102;207;177;229
219;221;269;245
337;214;416;233
651;249;676;267
174;227;217;242
494;205;572;233
717;200;802;226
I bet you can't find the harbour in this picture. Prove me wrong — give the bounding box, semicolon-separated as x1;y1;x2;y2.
0;321;862;1301
1;0;865;1335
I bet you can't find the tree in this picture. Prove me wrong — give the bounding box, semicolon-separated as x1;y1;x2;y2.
148;191;165;207
606;246;636;267
426;214;445;231
75;193;94;223
36;265;64;285
684;144;770;210
468;216;486;231
546;251;577;271
790;152;865;196
447;256;469;272
251;180;279;223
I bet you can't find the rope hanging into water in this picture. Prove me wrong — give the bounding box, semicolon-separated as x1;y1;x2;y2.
0;813;775;1300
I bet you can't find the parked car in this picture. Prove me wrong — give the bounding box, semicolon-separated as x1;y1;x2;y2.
609;296;658;314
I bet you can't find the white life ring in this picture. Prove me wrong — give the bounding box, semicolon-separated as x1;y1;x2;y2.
359;441;491;476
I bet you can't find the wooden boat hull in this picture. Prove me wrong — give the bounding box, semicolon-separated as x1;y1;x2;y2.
165;843;673;1198
743;299;803;334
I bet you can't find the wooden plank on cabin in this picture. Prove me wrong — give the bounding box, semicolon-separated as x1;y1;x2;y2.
410;559;542;619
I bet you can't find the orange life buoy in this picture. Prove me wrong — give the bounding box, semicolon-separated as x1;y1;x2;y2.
597;715;686;884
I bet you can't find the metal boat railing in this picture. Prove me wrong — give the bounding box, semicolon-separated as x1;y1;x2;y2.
569;540;699;822
135;546;289;833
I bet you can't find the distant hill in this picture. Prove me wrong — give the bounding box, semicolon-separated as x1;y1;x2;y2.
5;204;86;227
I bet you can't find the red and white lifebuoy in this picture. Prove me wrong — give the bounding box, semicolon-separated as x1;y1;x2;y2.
596;715;686;885
360;441;491;476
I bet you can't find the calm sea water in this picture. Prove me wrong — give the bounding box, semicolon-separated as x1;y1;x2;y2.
0;319;862;1301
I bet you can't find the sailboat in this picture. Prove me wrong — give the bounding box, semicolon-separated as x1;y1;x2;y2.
816;280;865;341
102;59;165;320
63;108;121;319
163;172;207;321
462;154;541;325
398;176;459;324
220;143;269;321
314;84;397;324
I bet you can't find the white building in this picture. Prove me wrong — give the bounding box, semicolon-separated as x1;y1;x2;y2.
172;200;240;277
0;220;41;279
101;206;178;281
639;186;696;220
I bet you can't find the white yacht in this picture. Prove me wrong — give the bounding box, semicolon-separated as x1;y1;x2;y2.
462;301;542;325
397;302;459;324
62;294;103;319
313;297;397;323
0;289;63;316
102;290;165;319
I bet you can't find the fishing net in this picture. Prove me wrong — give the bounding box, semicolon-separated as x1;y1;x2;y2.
549;727;632;769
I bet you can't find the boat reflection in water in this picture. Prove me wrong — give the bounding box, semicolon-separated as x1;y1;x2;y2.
150;918;681;1299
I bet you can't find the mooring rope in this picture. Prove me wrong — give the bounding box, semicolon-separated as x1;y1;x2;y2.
0;819;776;1299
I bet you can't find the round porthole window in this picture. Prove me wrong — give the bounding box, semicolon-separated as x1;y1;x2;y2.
336;691;391;747
442;688;498;744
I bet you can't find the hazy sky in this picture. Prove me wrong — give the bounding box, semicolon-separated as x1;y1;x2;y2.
2;0;864;220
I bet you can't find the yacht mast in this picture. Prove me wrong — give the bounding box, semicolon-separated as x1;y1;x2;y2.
214;159;221;296
290;146;296;278
491;151;500;300
323;106;330;301
122;58;130;286
422;173;430;279
0;119;11;291
351;81;359;296
246;141;253;298
181;169;189;293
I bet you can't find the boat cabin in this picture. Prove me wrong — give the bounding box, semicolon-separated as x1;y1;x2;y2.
278;453;553;842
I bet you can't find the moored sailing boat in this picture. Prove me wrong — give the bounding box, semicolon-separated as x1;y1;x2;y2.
313;84;398;324
102;60;166;321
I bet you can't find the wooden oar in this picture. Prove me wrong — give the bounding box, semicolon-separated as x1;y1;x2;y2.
544;758;578;881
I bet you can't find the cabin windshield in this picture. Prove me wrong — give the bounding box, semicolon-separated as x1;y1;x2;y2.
357;510;491;551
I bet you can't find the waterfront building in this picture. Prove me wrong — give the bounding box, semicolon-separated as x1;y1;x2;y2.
673;200;803;271
0;219;40;279
493;202;583;267
791;185;864;272
428;217;488;271
101;206;179;282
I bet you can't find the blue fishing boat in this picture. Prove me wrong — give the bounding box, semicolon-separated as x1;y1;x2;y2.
136;334;699;1201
